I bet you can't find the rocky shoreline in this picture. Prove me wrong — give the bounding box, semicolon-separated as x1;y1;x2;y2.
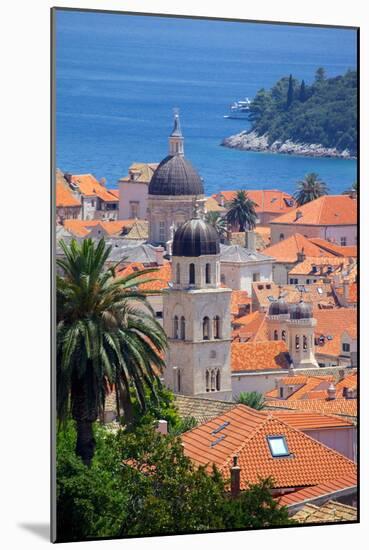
221;131;356;160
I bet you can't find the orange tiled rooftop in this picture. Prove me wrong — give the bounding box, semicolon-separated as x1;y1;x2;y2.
264;233;335;263
231;340;290;372
270;195;357;226
181;404;357;492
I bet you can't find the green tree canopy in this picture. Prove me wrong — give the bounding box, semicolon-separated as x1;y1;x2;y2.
56;238;167;465
293;173;329;206
56;422;294;541
226;190;258;232
248;69;357;154
236;391;265;410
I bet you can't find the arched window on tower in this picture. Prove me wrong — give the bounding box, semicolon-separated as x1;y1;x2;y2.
176;263;180;284
303;335;308;350
189;263;195;285
205;263;211;284
173;316;179;339
206;370;210;392
211;370;216;391
274;330;279;341
180;316;186;340
203;316;210;340
216;369;221;391
213;316;221;339
282;330;286;342
295;335;300;350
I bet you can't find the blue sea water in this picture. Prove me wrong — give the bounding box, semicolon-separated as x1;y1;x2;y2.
55;11;357;196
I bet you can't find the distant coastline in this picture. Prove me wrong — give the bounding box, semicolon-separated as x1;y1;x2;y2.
221;131;356;160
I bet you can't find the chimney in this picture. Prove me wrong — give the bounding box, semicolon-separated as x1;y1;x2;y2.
99;177;107;186
155;246;164;266
64;172;73;184
230;455;241;498
297;247;306;263
343;279;350;300
245;230;256;252
156;419;168;435
327;383;336;400
295;210;303;221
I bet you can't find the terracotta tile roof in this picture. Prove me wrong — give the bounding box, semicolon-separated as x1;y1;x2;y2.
125;220;149;240
289;256;352;276
181;404;357;491
309;238;357;258
252;281;338;310
264;234;335;263
174;395;235;423
56;181;81;208
265;375;335;400
216;189;295;214
118;162;158;184
232;311;267;342
231;341;291;372
63;219;138;237
116;262;172;293
269;410;353;430
205;196;226;213
265;398;357;419
334;282;358;305
230;290;251;316
266;373;357;403
71;174;119;202
109;189;120;198
270;195;357;226
278;474;357;506
291;500;357;523
314;309;357;357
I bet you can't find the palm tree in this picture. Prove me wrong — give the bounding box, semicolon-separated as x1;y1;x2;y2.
56;238;167;466
205;211;228;240
342;181;358;196
236;391;265;410
294;173;329;206
226;190;258;232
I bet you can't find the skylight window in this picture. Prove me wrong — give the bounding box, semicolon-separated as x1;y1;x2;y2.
317;287;323;295
267;436;290;458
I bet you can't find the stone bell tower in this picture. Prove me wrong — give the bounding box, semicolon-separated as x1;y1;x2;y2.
163;207;233;400
286;300;319;369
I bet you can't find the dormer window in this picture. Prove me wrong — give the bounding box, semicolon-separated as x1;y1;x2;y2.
267;435;290;458
312;265;317;273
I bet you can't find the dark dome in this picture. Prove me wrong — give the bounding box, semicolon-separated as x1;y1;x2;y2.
290;300;313;320
172;218;220;257
268;297;289;316
148;155;204;196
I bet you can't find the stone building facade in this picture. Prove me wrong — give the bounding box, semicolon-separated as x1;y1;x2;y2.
163;213;233;400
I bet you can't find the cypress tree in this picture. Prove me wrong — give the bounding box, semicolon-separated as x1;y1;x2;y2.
286;74;294;108
299;79;306;102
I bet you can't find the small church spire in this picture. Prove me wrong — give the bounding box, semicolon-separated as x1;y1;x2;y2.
169;108;184;156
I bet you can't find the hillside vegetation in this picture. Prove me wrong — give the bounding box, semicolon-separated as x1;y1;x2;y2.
248;68;357;155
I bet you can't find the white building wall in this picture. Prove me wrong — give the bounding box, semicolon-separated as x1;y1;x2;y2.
231;371;289;396
119;181;148;220
220;261;273;293
303;427;356;462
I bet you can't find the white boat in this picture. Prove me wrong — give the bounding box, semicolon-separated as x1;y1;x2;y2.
224;97;252;119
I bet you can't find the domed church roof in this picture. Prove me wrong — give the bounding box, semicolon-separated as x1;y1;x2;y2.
268;296;289;316
290;300;313;320
172;209;220;257
148;110;205;197
148;154;204;196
